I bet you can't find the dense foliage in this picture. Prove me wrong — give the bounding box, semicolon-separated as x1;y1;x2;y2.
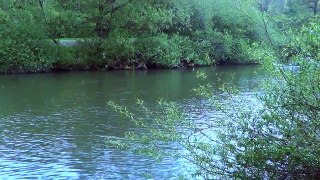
0;0;266;73
0;1;54;73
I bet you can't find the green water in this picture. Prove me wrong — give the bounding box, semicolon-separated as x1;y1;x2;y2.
0;66;265;179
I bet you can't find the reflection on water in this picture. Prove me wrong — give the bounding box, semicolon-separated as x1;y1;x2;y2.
0;65;265;179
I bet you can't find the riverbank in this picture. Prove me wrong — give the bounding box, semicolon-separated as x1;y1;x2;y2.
0;62;260;74
1;21;260;74
3;60;259;74
1;42;259;74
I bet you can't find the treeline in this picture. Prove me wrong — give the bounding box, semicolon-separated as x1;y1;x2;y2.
0;0;318;73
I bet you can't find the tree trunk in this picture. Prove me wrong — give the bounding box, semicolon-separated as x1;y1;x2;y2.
313;0;319;15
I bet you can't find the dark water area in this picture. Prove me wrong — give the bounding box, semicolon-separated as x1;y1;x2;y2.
0;65;265;179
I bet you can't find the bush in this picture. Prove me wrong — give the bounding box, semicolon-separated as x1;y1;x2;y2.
0;10;55;73
101;34;210;69
192;30;256;64
133;34;200;68
186;0;265;64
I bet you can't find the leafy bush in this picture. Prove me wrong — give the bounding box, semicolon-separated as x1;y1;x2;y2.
0;10;55;73
101;34;208;68
133;34;200;67
278;17;320;64
187;0;265;64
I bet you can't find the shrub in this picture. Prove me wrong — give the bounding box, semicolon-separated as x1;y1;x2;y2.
100;34;209;68
0;10;55;73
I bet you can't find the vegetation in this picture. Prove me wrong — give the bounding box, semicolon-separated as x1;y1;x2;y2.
0;0;319;179
0;1;54;73
1;0;267;73
107;0;320;179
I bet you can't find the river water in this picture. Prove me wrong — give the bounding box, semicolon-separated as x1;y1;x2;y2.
0;66;265;179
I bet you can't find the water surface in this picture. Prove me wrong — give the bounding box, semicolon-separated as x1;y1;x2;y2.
0;66;265;179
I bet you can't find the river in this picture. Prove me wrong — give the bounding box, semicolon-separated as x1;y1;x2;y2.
0;65;265;179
